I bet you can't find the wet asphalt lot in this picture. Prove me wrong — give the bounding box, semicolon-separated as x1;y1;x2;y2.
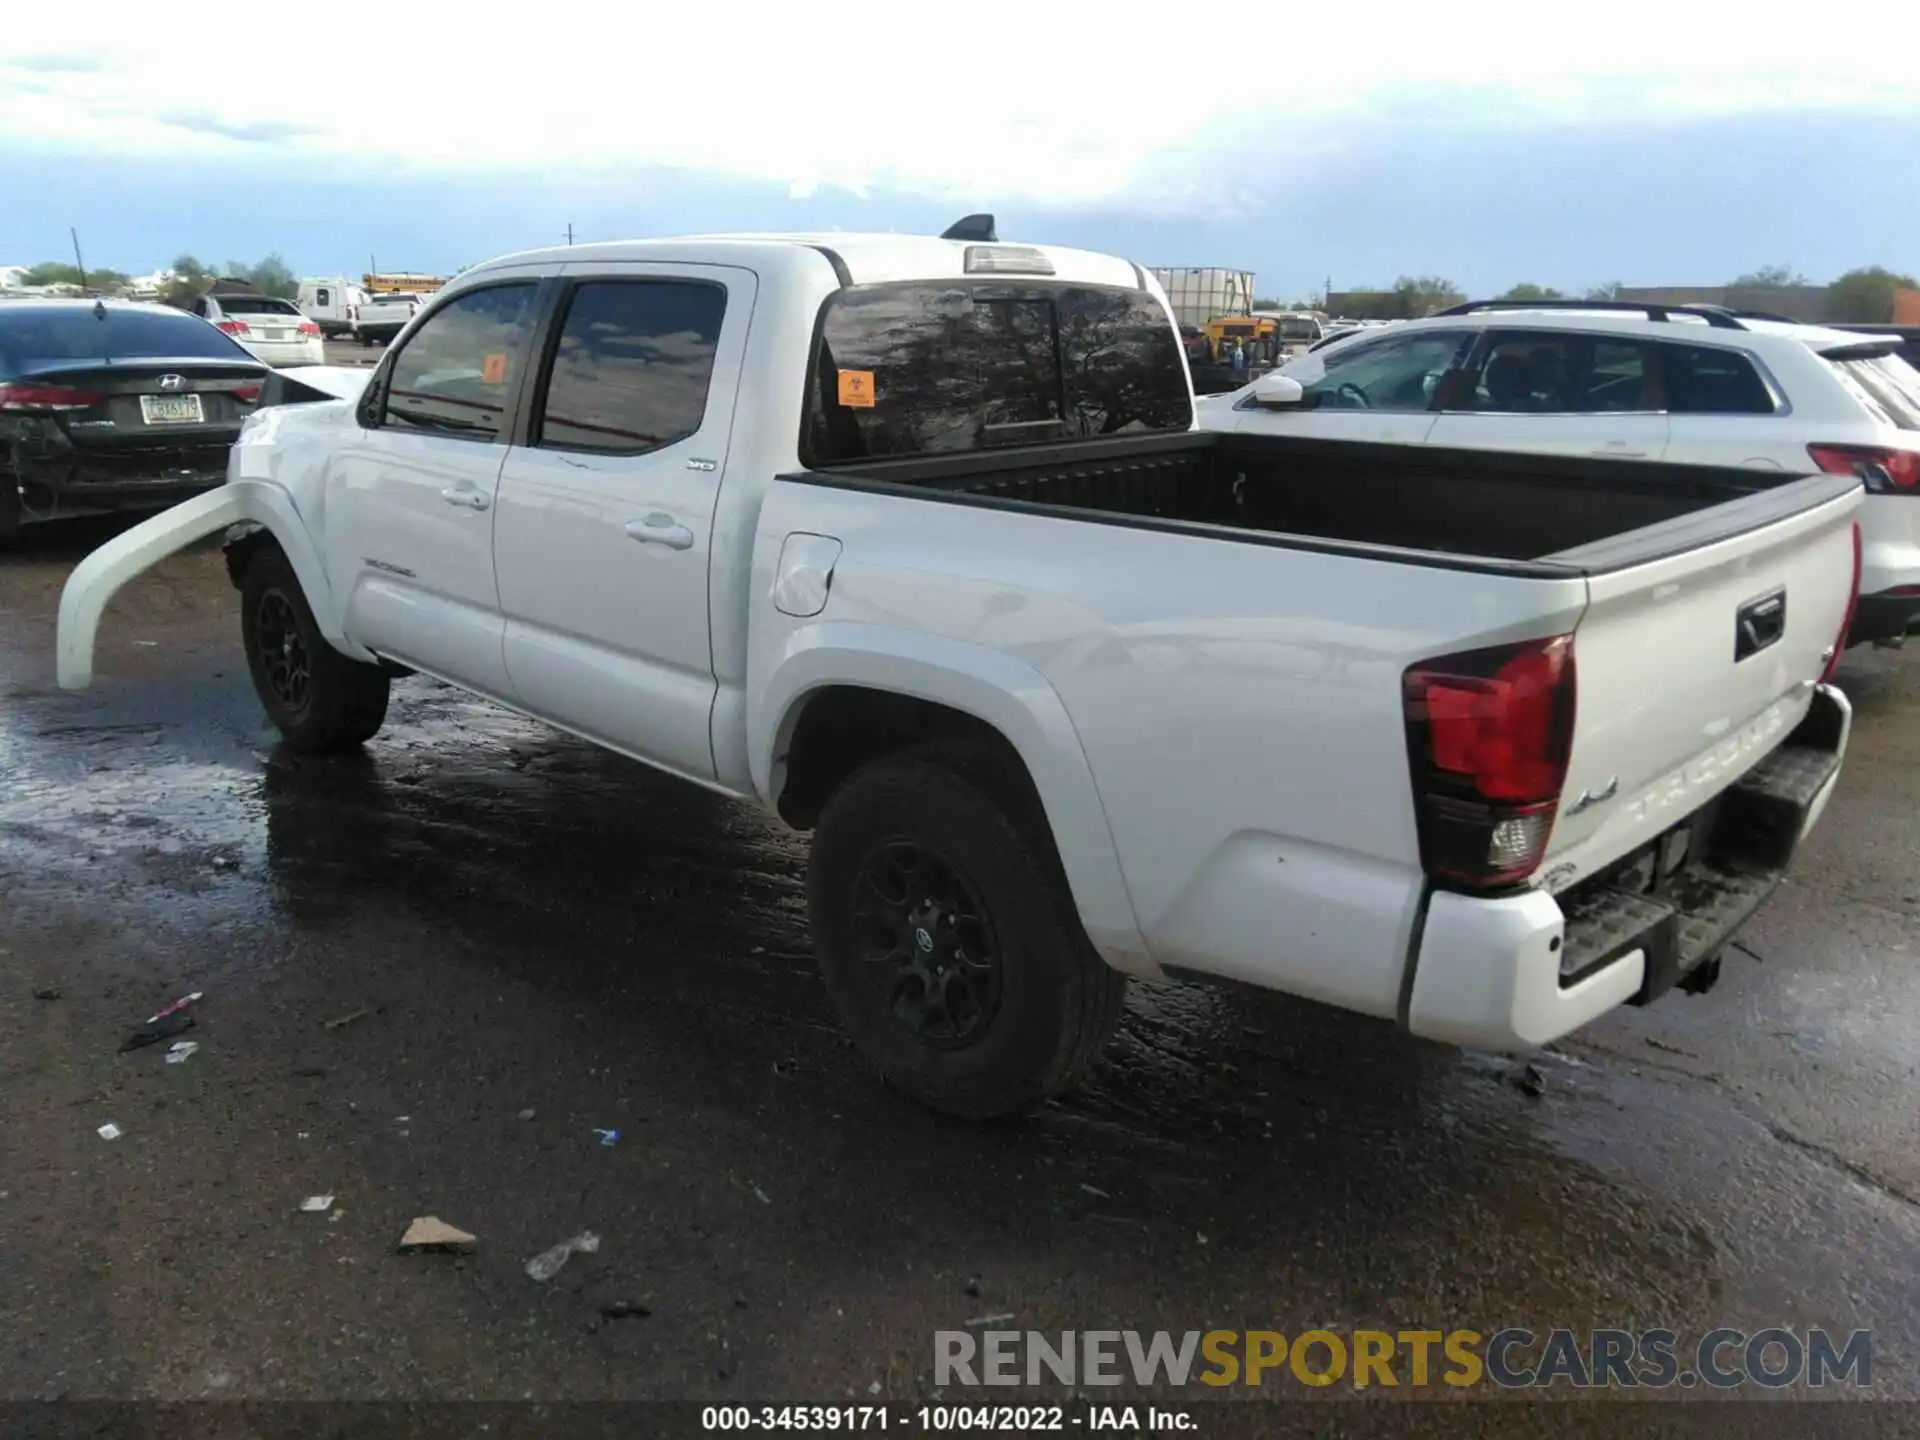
2;506;1918;1432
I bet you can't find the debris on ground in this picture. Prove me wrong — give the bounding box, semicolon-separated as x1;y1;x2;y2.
964;1276;983;1298
1513;1063;1548;1098
96;1123;123;1141
592;1128;620;1147
752;1185;771;1205
599;1301;650;1320
518;1109;536;1121
397;1216;477;1253
323;1007;373;1032
1079;1183;1111;1199
32;986;62;1001
120;991;202;1052
964;1313;1016;1327
299;1195;335;1213
1645;1037;1700;1058
525;1230;601;1281
164;1041;199;1065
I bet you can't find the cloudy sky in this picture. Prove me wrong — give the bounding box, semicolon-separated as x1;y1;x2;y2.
3;3;1916;296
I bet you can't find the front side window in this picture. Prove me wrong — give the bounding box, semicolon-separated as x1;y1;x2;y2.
1659;341;1775;414
533;280;727;455
1450;330;1655;413
383;282;537;441
805;282;1190;464
1293;330;1473;412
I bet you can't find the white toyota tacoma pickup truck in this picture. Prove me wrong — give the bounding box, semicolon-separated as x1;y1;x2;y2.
57;221;1862;1117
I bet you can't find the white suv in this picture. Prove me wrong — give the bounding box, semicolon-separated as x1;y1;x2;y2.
1207;301;1920;645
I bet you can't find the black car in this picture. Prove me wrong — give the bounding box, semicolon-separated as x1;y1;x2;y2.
0;299;268;535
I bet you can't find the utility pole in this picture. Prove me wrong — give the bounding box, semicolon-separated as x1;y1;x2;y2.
71;227;88;291
565;224;574;246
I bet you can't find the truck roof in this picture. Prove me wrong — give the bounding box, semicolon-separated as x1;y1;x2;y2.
463;232;1147;291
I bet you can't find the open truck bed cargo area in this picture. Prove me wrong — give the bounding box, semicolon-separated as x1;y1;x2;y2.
790;430;1858;573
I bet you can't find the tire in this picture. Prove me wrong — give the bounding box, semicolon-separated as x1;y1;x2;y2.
239;546;390;753
807;745;1127;1119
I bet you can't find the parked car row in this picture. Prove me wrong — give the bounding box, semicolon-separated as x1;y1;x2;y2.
1201;298;1920;645
52;222;1864;1121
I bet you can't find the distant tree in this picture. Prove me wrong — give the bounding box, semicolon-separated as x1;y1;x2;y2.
217;252;299;300
160;254;211;308
1824;266;1919;324
1583;281;1623;301
1390;274;1464;318
1729;264;1809;289
1499;283;1566;302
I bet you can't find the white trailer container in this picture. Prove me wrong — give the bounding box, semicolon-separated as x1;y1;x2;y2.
1148;267;1256;328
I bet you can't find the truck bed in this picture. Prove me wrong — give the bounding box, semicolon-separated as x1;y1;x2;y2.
796;431;1841;573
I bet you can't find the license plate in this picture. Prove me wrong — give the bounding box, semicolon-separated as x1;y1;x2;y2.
263;329;289;341
139;393;204;425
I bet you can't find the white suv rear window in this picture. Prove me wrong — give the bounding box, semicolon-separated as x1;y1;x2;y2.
1827;353;1920;431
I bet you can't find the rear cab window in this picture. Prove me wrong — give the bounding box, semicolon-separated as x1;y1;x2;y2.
1826;351;1920;431
804;282;1191;465
380;283;537;441
212;295;303;317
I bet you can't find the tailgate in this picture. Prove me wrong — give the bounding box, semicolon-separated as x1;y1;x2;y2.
1542;474;1860;885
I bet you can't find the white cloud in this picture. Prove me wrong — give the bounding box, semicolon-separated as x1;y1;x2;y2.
3;1;1916;209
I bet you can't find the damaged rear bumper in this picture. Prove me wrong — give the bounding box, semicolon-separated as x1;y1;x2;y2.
1405;683;1850;1050
6;439;232;529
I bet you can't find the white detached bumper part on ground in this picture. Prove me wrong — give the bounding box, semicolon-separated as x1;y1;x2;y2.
52;224;1861;1116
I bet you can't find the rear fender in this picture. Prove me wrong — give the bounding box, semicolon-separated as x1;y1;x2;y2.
753;622;1152;974
56;478;357;690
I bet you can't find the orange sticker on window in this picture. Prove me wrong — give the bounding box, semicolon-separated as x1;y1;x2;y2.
837;369;876;408
481;352;509;385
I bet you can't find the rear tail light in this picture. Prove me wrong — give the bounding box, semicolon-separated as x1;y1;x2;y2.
297;321;321;338
231;383;262;403
1403;634;1577;890
216;319;252;337
0;381;104;411
1808;443;1919;492
1823;522;1863;680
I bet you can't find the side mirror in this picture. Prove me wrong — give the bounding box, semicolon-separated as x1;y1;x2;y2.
1251;373;1304;408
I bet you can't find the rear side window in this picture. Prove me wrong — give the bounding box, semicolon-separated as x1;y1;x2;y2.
383;283;537;441
0;308;252;373
1450;330;1654;413
1658;341;1775;414
805;282;1191;464
1826;353;1920;431
533;280;726;455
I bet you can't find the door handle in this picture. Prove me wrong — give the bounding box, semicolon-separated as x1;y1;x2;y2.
625;513;695;550
1593;442;1650;458
440;486;491;511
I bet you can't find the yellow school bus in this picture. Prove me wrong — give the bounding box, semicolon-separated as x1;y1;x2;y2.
362;272;447;295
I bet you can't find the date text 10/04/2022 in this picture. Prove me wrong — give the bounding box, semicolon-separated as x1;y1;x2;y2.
700;1406;1196;1432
